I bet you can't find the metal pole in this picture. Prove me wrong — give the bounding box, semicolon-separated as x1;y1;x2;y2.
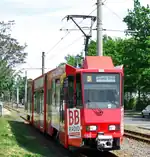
97;0;103;56
42;52;45;75
16;77;19;108
24;71;27;110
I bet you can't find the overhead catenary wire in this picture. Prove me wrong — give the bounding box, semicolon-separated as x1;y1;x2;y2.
46;4;135;62
21;2;133;73
103;3;123;21
45;6;97;60
10;6;97;78
45;32;70;56
103;3;137;33
46;35;83;61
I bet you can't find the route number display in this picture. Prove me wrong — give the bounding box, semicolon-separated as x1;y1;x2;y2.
67;108;81;138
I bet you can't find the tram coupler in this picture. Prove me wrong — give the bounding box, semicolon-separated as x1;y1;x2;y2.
96;132;113;151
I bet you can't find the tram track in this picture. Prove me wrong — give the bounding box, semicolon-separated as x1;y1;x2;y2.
124;129;150;144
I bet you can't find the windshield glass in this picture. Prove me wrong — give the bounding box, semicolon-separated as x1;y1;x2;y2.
83;73;120;109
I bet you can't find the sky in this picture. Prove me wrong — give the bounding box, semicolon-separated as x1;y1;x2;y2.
0;0;149;79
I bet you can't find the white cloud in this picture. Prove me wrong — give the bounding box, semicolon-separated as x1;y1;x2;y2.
1;0;150;79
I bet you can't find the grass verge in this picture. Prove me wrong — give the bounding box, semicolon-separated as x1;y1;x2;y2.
124;111;141;117
0;113;56;157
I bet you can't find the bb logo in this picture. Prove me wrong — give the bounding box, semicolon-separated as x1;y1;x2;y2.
69;109;80;125
67;108;81;138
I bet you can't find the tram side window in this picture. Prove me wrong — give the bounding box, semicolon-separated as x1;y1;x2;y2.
34;90;44;114
76;74;82;107
122;76;124;106
52;79;56;106
60;77;68;122
60;85;64;122
47;88;52;117
47;89;52;105
68;76;74;108
34;92;37;112
36;92;40;114
55;79;60;107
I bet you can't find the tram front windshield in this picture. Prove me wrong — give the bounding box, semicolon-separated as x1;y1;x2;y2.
83;73;120;109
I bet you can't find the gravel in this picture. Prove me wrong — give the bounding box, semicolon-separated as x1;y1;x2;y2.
112;137;150;157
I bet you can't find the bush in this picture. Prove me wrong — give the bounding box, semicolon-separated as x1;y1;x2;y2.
126;98;136;110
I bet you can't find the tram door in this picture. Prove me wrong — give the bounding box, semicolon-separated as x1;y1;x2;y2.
67;74;82;147
59;77;68;147
59;75;82;148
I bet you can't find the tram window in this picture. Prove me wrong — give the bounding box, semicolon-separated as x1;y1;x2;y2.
60;87;64;122
55;79;60;107
52;79;56;106
47;89;52;117
60;77;68;122
37;91;40;114
47;89;52;105
63;77;68;102
68;75;74;108
76;74;82;107
35;90;44;114
122;76;124;106
34;92;37;112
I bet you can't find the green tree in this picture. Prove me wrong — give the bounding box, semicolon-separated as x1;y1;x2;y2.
88;35;125;66
123;0;150;109
0;21;27;99
63;53;84;67
0;21;27;66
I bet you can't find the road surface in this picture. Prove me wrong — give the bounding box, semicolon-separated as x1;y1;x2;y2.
124;114;150;130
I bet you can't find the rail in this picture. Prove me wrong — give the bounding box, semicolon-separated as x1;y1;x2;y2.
124;129;150;144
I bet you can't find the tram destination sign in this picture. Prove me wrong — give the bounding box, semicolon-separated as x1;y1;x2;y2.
96;75;116;82
83;73;119;84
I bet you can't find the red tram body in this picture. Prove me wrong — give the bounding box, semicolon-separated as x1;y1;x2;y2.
26;56;124;151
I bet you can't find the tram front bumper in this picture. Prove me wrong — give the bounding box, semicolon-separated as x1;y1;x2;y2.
96;133;113;150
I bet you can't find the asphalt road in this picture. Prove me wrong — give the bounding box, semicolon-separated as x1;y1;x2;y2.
124;114;150;129
124;116;150;124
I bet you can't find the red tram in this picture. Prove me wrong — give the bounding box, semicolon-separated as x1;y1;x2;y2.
26;56;124;151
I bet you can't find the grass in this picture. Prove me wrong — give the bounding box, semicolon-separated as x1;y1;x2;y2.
124;110;141;117
0;113;56;157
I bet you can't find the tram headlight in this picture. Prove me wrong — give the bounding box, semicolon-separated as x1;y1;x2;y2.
86;125;97;131
109;125;116;131
109;124;120;131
